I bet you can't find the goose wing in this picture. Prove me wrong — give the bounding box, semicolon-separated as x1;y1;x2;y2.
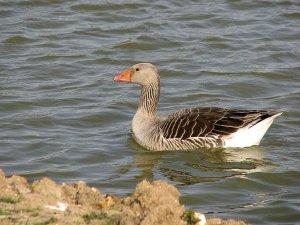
159;107;277;140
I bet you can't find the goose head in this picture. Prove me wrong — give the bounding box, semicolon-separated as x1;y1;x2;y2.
114;63;159;86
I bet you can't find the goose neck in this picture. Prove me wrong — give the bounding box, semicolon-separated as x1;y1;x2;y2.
138;81;160;116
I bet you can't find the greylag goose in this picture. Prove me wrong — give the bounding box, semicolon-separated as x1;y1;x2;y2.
114;63;282;151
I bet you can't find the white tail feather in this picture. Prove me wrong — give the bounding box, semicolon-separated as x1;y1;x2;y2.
224;112;282;148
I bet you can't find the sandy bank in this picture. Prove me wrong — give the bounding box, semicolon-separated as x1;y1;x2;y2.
0;169;249;225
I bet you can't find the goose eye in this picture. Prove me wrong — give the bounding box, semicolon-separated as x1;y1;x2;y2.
135;68;140;72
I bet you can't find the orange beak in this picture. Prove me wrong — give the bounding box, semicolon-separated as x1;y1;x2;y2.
114;68;131;82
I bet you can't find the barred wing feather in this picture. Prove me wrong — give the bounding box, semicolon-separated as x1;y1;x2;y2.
159;107;278;140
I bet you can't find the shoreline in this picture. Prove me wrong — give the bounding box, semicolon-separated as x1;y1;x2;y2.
0;169;249;225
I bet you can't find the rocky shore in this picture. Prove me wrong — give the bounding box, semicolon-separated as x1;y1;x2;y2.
0;169;249;225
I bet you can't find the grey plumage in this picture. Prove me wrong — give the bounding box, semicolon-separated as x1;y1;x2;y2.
160;108;279;139
114;63;282;151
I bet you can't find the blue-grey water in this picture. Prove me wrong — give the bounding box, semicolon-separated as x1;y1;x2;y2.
1;1;300;224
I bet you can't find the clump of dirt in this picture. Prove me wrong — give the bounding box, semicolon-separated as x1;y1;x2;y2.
0;169;250;225
119;180;185;225
207;219;249;225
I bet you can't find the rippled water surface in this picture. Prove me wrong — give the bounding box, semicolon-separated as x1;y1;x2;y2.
1;1;300;224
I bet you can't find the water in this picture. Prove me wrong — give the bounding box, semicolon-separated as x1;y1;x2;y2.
1;1;300;224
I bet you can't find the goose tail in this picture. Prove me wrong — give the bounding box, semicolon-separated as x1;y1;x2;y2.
223;112;282;148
